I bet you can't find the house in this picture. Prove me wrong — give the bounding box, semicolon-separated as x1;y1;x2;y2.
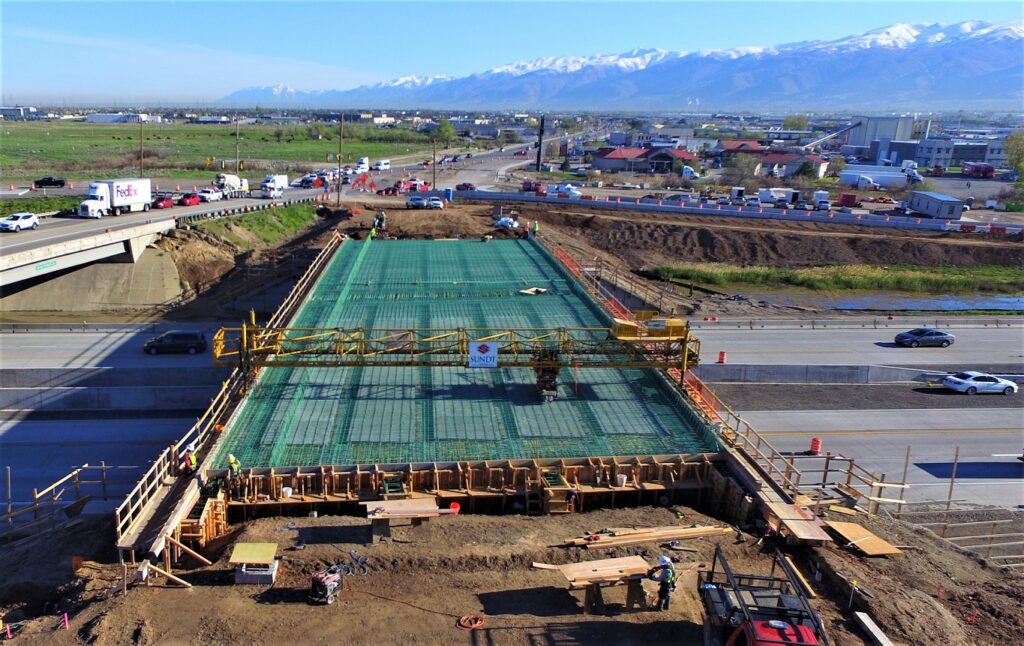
591;147;698;174
758;153;829;179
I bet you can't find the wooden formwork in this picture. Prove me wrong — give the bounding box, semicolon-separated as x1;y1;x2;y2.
204;454;721;518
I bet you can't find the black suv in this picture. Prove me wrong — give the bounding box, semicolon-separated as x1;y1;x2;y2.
34;176;67;188
144;331;207;355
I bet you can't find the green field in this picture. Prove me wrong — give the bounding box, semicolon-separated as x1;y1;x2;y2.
196;203;316;250
657;263;1024;294
0;121;432;181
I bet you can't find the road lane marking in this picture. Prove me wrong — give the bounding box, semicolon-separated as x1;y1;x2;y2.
992;453;1024;457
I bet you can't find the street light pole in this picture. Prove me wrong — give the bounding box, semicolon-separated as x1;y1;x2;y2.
139;118;144;175
432;139;437;188
337;114;344;206
235;117;240;173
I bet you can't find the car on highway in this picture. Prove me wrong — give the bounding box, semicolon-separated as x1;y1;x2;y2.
795;200;810;210
143;330;207;355
425;197;445;210
513;149;529;157
744;198;761;207
942;371;1018;396
716;197;730;205
198;188;224;202
455;183;476;191
421;159;433;167
0;212;39;232
406;196;427;209
894;328;955;348
33;176;66;188
152;195;175;209
452;154;462;162
178;192;201;206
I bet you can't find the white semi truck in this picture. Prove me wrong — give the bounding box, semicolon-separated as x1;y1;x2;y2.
79;178;153;218
214;174;250;198
260;174;288;199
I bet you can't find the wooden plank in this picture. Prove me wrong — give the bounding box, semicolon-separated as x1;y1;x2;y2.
580;526;733;549
871;482;909;489
853;612;894;646
866;496;907;505
531;562;560;570
165;534;213;566
826;521;903;557
783;555;817;599
828;505;859;517
782;519;833;542
229;542;278;565
556;556;649;584
148;562;192;588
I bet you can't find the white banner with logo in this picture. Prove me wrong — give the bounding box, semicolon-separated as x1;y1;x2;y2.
468;342;499;368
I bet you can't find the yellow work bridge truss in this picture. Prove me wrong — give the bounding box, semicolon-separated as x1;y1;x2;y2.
213;326;701;372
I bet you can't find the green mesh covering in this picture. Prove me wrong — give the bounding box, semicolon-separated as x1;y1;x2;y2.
213;239;717;468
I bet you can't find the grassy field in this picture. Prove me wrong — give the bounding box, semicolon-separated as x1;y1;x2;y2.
196;204;316;250
0;195;81;217
0;121;432;180
657;263;1024;294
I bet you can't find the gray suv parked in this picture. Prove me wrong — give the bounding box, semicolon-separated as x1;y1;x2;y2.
144;331;207;355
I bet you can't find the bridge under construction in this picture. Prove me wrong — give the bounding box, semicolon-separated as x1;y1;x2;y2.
113;234;888;564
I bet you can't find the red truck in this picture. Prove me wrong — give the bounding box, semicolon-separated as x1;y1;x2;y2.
962;162;995;179
522;179;545;192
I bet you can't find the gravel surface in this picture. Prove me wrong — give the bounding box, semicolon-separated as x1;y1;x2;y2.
708;383;1024;411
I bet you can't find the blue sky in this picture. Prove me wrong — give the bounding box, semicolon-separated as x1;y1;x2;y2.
2;1;1021;104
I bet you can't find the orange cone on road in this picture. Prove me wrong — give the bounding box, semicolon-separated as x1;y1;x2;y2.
717;351;727;364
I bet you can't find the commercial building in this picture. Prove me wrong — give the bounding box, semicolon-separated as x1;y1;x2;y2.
591;147;698;173
84;112;159;124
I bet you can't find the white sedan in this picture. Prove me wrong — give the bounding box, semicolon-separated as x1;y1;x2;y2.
942;371;1018;396
0;212;40;232
425;197;445;210
198;189;224;202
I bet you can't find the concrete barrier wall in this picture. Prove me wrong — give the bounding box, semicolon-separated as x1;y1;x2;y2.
0;386;216;411
0;367;230;389
694;363;931;384
688;317;1023;330
449;191;1023;237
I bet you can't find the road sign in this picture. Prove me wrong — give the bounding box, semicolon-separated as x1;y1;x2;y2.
468;342;498;368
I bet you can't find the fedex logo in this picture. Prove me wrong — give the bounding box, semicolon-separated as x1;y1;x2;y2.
115;185;138;198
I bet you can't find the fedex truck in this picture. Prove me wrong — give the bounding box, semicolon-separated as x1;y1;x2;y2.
79;178;153;218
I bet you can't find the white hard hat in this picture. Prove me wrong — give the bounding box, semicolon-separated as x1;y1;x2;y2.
185;442;196;453
228;454;236;461
658;555;672;566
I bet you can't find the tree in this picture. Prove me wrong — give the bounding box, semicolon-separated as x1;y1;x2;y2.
558;117;575;132
560;158;572;172
435;120;457;148
792;161;816;178
544;141;559;159
783;115;809;130
273;128;284;143
1006;129;1024;172
828;157;846;177
626;118;646;131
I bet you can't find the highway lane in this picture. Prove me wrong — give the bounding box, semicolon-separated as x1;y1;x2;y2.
696;325;1024;367
0;324;227;369
741;408;1024;508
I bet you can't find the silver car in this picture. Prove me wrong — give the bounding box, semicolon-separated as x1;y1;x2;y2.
942;371;1018;396
894;328;955;348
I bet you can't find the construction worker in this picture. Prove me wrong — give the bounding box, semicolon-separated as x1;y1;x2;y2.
379;210;387;231
227;454;241;483
369;226;377;240
647;555;676;611
531;220;540;238
182;442;197;475
564;486;581;512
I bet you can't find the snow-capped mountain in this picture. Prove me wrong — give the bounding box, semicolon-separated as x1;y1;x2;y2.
220;21;1023;110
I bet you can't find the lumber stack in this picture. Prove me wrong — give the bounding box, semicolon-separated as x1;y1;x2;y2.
562;525;733;549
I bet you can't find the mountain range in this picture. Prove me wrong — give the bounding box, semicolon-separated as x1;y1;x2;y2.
221;21;1023;111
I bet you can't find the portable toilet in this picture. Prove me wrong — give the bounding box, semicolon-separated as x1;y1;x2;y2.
444;187;454;202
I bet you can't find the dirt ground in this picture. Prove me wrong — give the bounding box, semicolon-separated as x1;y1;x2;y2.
2;505;1022;646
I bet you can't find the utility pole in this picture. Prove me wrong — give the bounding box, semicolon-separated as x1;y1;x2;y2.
235;117;240;173
337;114;344;205
139;117;144;175
432;138;437;188
535;115;545;173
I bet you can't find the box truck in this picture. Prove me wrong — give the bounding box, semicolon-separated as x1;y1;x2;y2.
260;174;288;199
79;178;152;218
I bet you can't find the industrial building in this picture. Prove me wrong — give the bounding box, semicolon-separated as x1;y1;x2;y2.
85;112;159;123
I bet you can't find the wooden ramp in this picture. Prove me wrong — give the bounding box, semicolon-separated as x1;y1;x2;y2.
826;521;903;556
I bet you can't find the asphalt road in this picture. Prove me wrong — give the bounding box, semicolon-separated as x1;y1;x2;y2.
740;408;1024;509
696;325;1024;367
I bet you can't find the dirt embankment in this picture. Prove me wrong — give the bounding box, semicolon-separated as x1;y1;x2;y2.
2;506;1022;646
521;206;1023;270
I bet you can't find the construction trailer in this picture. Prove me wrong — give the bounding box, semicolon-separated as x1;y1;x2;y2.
907;191;964;220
